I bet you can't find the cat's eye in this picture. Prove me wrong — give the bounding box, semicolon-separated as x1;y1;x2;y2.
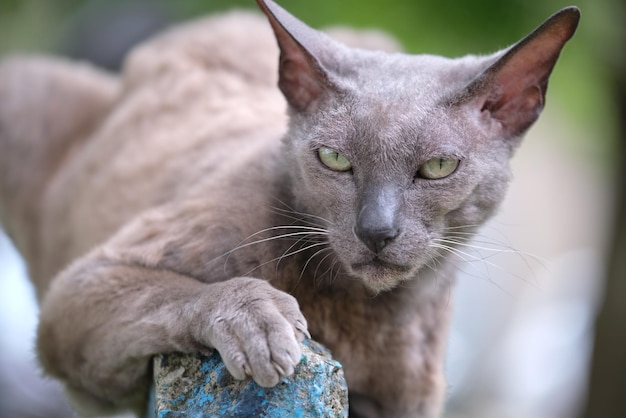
417;157;460;180
318;147;352;172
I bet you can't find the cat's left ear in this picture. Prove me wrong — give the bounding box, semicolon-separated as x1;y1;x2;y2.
464;7;580;138
257;0;337;112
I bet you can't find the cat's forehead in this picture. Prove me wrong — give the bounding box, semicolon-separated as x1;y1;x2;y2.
331;56;476;137
336;50;485;106
300;50;492;166
308;90;473;172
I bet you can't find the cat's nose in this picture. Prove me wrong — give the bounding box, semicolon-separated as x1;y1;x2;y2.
356;184;401;254
355;226;400;254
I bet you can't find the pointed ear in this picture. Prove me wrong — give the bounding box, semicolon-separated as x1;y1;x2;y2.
466;7;580;137
256;0;335;112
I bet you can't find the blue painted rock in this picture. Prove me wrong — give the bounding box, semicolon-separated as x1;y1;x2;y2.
152;340;348;417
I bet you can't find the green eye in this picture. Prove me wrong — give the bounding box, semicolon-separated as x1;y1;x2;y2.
418;157;460;179
318;147;352;172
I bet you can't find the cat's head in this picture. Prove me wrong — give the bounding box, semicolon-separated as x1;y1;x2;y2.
258;0;579;292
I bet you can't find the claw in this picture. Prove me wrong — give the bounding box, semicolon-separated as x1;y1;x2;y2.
243;363;252;377
296;320;311;339
272;361;286;376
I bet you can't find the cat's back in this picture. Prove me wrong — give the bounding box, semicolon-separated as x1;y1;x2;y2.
39;12;289;278
124;11;280;89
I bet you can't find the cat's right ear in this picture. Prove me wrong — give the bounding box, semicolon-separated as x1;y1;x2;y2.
257;0;336;112
462;7;580;139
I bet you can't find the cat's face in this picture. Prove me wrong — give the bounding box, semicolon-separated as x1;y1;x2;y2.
286;55;512;291
258;0;579;292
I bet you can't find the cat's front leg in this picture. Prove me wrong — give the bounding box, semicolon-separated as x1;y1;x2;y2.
37;252;308;416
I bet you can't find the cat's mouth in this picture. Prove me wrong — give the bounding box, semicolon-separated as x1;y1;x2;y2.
349;257;413;291
351;257;411;273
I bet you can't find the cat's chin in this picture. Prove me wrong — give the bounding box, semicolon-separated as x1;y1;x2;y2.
349;258;414;293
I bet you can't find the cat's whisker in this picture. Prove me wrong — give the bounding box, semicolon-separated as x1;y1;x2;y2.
443;233;516;250
312;249;336;283
314;253;338;288
435;238;523;259
326;256;342;287
299;246;331;281
291;246;333;292
434;236;546;283
240;241;329;278
424;254;442;274
206;227;328;274
443;230;534;250
271;207;329;223
269;208;323;228
443;234;544;266
269;203;332;227
430;242;512;295
429;242;510;281
430;242;473;262
448;221;532;246
236;225;329;244
442;224;482;231
276;241;328;266
275;234;316;276
223;228;327;258
259;224;329;234
430;239;538;290
218;205;333;281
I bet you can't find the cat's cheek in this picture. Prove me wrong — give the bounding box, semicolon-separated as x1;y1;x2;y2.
292;161;356;221
444;179;509;228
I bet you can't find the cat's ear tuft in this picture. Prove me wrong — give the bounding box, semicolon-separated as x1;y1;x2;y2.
256;0;336;112
467;7;580;137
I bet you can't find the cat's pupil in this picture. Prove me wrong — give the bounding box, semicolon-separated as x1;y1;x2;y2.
318;147;352;172
417;157;460;180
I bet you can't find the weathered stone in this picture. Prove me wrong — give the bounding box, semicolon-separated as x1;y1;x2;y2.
152;340;348;417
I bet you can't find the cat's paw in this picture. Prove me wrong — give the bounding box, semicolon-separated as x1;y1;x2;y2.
201;277;309;387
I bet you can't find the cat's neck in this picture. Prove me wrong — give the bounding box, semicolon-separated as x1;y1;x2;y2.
285;235;454;414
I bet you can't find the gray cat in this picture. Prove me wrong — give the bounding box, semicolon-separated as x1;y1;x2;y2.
0;0;579;417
